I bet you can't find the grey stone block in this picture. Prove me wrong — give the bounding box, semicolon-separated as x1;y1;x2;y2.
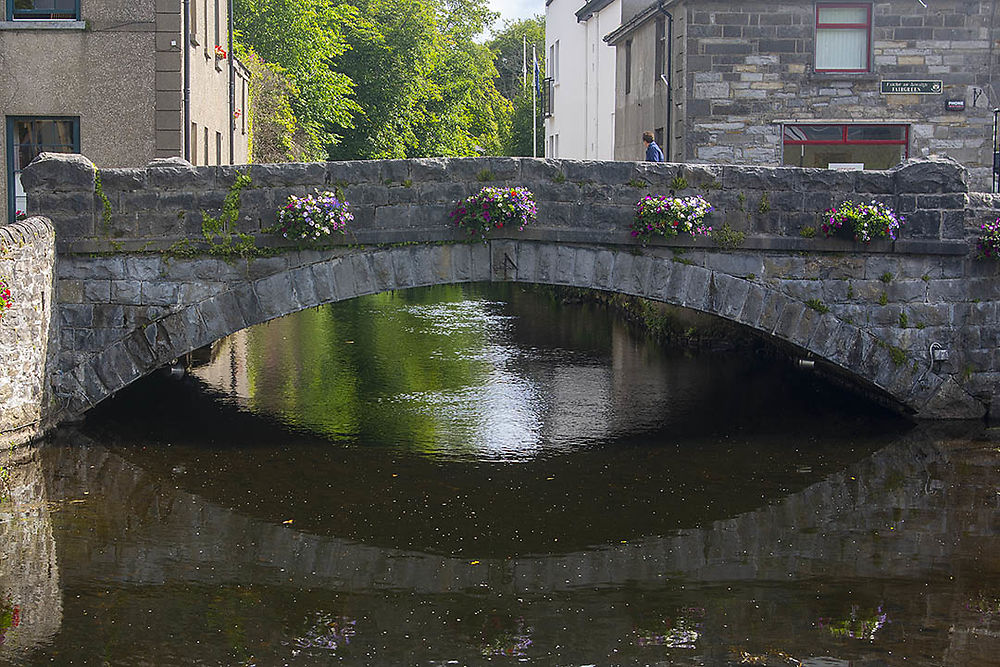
718;276;751;320
554;246;576;284
370;249;397;292
470;242;491;282
308;261;338;305
491;241;518;283
451;244;473;282
21;152;96;193
390;247;415;288
573;247;597;288
592;249;616;290
254;272;296;321
411;245;438;286
515;242;538;283
290;266;319;307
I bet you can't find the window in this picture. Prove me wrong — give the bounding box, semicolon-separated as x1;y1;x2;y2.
203;126;209;165
216;131;222;165
543;77;553;117
241;80;247;135
782;123;908;170
8;0;78;20
548;40;559;83
625;40;632;95
815;3;871;72
214;0;220;49
191;122;198;164
189;0;198;43
655;18;665;80
6;117;79;221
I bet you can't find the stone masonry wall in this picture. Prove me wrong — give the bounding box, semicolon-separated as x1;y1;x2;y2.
0;218;56;447
21;152;978;250
684;0;996;190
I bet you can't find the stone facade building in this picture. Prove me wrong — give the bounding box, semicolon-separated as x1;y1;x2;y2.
0;0;250;223
601;0;998;190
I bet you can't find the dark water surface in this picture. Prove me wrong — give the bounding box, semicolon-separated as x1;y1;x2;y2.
2;284;999;666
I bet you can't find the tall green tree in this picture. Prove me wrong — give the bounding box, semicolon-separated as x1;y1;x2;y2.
234;0;359;159
327;0;510;159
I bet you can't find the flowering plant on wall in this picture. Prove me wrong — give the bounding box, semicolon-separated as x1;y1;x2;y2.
14;211;27;221
821;200;904;243
214;45;228;60
631;194;714;243
0;279;12;319
451;186;536;241
274;190;353;242
975;217;1000;260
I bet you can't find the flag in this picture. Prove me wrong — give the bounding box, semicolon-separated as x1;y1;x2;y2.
534;52;541;101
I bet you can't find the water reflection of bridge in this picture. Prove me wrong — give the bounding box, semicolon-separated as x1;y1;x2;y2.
39;432;994;592
0;425;992;663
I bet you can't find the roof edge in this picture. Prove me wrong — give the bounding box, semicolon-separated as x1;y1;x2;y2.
603;0;675;44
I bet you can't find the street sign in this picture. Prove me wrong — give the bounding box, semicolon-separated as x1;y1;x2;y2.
880;80;943;95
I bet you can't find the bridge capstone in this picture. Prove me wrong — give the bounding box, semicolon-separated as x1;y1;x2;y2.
3;152;1000;438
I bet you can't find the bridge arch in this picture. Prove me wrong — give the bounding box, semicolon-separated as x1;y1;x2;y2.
54;240;959;421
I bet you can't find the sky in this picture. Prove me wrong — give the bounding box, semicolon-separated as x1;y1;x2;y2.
489;0;544;27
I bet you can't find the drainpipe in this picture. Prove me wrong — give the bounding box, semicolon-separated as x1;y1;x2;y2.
228;0;235;164
183;0;191;162
656;0;673;161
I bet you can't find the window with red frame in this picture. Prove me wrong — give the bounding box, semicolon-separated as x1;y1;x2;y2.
815;3;871;72
782;124;908;170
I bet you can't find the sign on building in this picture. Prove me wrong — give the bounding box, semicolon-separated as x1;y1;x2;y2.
880;80;943;95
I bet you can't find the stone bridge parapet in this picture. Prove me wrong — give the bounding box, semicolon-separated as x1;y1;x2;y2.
4;153;1000;437
21;152;974;253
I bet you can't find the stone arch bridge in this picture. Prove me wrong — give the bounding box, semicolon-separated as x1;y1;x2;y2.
8;152;1000;437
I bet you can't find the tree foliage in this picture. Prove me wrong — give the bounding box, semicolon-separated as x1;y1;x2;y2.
233;0;359;159
235;0;513;161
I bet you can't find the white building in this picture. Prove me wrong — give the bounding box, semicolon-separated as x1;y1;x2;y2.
543;0;620;160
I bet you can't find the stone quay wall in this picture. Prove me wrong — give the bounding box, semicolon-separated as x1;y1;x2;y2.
13;152;1000;424
0;217;56;447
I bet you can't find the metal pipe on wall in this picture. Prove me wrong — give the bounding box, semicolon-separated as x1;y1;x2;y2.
183;0;191;162
228;0;235;164
656;1;673;161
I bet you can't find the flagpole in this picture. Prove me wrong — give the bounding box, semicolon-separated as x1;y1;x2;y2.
522;35;527;90
532;45;538;158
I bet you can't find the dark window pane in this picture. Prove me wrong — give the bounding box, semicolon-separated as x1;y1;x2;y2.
12;0;77;17
847;125;906;141
784;125;843;142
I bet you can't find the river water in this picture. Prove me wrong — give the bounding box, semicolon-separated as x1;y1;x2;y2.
1;284;999;666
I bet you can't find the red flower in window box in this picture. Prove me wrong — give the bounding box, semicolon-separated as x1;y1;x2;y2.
214;45;227;60
233;109;242;119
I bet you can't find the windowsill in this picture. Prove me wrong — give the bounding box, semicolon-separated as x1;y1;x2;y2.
0;20;85;29
807;71;878;82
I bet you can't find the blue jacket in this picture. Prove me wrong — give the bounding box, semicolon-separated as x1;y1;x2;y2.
645;141;664;162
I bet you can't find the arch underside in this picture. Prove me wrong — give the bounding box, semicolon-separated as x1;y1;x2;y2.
55;241;970;420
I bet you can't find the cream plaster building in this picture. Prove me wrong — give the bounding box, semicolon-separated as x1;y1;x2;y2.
544;0;621;159
0;0;250;222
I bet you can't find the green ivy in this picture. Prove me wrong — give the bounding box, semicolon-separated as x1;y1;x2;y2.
200;171;264;258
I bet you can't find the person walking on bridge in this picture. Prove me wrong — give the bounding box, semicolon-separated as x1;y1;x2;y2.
643;131;664;162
